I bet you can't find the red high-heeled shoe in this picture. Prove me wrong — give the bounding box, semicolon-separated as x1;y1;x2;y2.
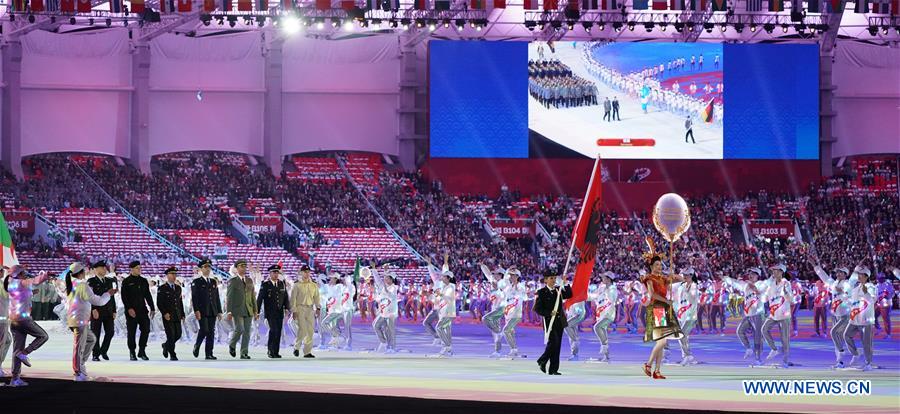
643;363;652;377
652;370;666;379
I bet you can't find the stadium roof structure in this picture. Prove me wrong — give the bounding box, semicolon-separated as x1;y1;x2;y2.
0;1;897;47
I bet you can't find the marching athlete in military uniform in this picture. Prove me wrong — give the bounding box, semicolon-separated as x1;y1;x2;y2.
257;264;290;358
121;261;155;361
534;268;572;376
87;261;117;361
157;267;185;361
192;259;222;360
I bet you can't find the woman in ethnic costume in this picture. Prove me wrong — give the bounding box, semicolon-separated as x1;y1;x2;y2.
640;238;684;379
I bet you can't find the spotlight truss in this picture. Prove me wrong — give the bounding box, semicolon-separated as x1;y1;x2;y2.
523;10;836;40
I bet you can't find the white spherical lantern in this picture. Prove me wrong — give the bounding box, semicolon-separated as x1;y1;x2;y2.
652;193;691;242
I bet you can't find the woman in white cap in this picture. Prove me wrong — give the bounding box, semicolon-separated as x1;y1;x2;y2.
671;268;700;365
433;267;457;357
322;272;347;349
500;268;526;358
341;274;356;350
479;263;508;358
5;265;52;387
723;267;766;366
0;267;11;378
423;255;448;347
811;259;858;369
65;262;117;381
590;271;618;362
843;266;876;371
760;263;794;368
370;266;399;353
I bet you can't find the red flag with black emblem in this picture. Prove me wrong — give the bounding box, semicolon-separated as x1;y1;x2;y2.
563;157;603;310
77;0;92;12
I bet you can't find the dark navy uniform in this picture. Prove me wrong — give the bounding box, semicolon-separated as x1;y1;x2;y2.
191;271;222;359
157;273;185;360
257;271;290;358
88;268;117;359
534;281;572;375
121;262;155;359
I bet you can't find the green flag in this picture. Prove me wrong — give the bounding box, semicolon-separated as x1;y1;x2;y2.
0;210;20;267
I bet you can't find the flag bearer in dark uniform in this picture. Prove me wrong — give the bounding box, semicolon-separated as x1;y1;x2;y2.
88;261;117;361
257;264;290;358
534;268;572;376
192;258;222;360
157;267;185;361
121;261;155;361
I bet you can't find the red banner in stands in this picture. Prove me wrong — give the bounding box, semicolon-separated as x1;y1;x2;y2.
243;215;283;234
2;210;35;234
488;219;535;239
747;221;795;239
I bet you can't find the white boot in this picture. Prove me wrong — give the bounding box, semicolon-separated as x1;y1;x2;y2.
743;349;754;360
847;355;860;368
766;349;780;361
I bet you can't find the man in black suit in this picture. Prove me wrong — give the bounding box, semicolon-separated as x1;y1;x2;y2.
257;264;290;358
157;267;185;361
88;261;117;361
192;259;222;360
534;269;572;376
612;97;621;121
121;261;155;361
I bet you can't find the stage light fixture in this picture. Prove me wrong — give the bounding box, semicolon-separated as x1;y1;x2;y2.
401;18;410;30
673;22;684;32
598;23;604;31
331;18;339;28
719;23;727;32
415;18;425;28
703;22;713;32
734;23;743;33
344;19;355;31
282;15;301;34
428;21;436;31
551;20;562;30
443;19;450;28
28;14;35;23
257;16;266;27
881;25;889;35
9;14;13;22
660;23;666;31
763;23;774;33
867;25;878;35
627;22;635;31
106;18;113;27
455;19;465;30
316;17;325;29
644;22;653;32
89;18;94;26
216;16;224;25
750;23;757;32
567;20;574;31
582;21;592;32
781;24;788;33
389;19;398;28
612;22;622;32
70;17;76;25
227;15;237;28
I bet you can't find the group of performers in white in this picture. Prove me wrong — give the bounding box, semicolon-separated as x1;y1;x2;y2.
0;254;897;386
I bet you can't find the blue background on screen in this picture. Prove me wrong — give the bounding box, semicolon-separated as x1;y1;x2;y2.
429;41;528;158
723;44;819;159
